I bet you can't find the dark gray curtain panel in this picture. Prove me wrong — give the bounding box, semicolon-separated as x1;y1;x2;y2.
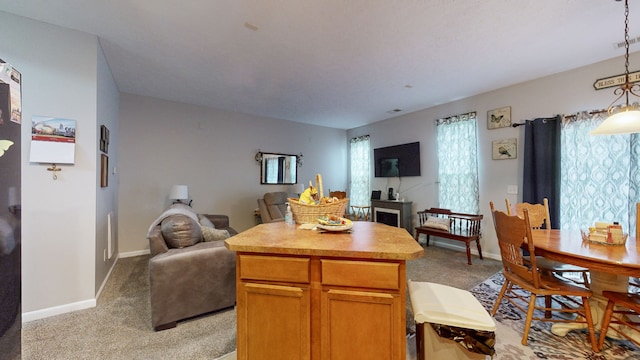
522;115;561;229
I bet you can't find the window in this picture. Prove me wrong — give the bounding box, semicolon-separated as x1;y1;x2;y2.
435;112;480;214
560;111;640;235
349;135;370;207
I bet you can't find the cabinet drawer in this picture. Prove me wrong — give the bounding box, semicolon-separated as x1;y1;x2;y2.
321;260;399;290
240;255;310;283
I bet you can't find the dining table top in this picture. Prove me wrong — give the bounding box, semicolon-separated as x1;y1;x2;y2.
529;229;640;277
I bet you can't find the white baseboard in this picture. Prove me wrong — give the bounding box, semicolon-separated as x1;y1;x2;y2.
23;299;96;323
119;249;150;258
95;255;119;301
429;240;501;262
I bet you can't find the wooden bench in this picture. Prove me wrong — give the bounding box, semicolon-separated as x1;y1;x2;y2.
415;208;483;265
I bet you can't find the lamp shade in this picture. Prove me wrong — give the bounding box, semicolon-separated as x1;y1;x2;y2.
169;185;189;200
292;183;305;194
590;109;640;135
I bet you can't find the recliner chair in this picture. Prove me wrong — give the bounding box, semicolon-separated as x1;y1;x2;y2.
147;210;237;331
257;192;289;223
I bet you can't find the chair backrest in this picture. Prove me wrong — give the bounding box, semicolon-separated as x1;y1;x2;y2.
257;192;289;222
505;198;551;229
329;190;347;199
490;201;541;288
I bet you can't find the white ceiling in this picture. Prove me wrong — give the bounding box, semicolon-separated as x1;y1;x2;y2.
1;0;637;129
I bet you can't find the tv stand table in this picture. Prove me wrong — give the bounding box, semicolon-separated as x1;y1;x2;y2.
225;222;424;360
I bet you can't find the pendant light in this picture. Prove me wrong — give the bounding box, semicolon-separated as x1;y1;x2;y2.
591;0;640;135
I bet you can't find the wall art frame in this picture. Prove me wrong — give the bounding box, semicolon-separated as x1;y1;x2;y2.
100;125;109;154
487;106;511;129
100;154;108;187
492;138;517;160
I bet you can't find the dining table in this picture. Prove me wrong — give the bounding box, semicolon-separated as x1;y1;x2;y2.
529;229;640;344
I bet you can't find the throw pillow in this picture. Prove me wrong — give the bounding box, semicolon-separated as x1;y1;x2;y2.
424;216;450;232
161;214;202;248
201;226;230;242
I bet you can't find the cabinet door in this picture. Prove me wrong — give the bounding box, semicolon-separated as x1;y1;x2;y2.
320;289;403;360
237;282;310;360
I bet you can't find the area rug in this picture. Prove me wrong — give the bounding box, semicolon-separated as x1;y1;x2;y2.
470;272;640;359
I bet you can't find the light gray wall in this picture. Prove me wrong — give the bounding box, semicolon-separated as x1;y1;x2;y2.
348;51;640;261
118;93;347;254
95;43;120;294
0;11;112;317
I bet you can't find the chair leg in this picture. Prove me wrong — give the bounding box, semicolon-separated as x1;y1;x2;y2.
582;272;590;289
425;235;430;247
582;296;598;352
598;299;617;351
521;294;537;346
415;322;425;360
544;296;552;318
476;238;483;259
465;241;472;265
491;280;509;316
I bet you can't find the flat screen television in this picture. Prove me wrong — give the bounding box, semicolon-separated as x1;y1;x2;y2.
374;142;421;177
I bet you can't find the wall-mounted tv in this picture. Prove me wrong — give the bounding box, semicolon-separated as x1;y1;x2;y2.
374;142;421;177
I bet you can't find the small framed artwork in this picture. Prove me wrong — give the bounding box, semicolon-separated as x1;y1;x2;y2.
100;125;109;154
100;154;109;187
492;138;517;160
487;106;512;129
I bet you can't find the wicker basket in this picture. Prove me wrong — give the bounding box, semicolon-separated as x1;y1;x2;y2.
288;173;349;224
288;197;349;224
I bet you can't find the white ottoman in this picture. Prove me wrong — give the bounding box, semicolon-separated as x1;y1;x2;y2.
408;280;496;360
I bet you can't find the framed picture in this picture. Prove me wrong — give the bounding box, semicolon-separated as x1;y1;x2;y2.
100;125;109;154
101;154;109;187
492;138;517;160
487;106;511;129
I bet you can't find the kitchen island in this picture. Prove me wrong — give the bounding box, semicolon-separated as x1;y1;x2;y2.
225;221;424;360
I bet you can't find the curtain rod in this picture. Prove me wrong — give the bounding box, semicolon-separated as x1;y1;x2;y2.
511;109;608;127
511;115;560;128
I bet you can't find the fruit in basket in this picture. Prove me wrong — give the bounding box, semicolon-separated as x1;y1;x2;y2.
317;214;346;226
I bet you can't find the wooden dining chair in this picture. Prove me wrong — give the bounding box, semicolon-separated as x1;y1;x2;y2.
505;198;590;289
329;189;351;218
597;291;640;350
489;202;598;351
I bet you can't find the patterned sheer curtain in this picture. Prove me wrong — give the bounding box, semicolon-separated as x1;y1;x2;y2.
265;157;278;184
560;111;640;235
436;112;480;214
349;135;370;207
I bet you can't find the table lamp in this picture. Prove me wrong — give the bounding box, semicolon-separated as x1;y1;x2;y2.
169;185;190;205
292;183;304;197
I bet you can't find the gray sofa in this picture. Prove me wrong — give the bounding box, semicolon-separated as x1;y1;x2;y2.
147;207;237;331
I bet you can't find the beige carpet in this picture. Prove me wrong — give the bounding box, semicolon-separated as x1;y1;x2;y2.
22;243;503;359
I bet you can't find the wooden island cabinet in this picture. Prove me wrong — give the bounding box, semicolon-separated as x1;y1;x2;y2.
225;221;424;360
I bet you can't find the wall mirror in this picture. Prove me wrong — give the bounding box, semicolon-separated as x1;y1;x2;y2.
259;152;298;184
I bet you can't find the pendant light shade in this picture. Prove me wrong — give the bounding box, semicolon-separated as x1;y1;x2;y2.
591;0;640;135
591;107;640;135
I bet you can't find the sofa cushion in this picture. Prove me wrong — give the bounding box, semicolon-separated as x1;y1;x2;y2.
201;226;230;242
424;216;450;232
161;215;202;248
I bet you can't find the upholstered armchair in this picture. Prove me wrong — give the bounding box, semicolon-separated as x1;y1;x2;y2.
147;205;237;331
257;191;289;223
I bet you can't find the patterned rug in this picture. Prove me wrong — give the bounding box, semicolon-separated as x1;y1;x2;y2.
470;272;640;359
